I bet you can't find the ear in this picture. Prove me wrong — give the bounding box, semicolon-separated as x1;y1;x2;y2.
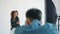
26;18;31;25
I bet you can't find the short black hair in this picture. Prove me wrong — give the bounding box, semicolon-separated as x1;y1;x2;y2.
26;8;42;21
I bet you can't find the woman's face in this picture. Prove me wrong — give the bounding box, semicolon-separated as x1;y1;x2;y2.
14;12;18;18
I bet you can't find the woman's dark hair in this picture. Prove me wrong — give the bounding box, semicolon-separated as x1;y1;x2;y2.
11;10;18;18
26;8;42;21
15;11;18;15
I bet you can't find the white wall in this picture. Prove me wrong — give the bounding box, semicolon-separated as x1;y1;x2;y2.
0;0;44;34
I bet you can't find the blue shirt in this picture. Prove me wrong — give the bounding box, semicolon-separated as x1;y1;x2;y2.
14;19;58;34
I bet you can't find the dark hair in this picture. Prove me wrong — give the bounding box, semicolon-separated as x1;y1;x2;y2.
15;11;18;15
26;8;42;21
11;10;18;18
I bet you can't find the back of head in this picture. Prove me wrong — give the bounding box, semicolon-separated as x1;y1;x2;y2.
26;8;42;21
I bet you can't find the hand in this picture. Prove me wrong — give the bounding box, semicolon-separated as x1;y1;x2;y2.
16;21;20;24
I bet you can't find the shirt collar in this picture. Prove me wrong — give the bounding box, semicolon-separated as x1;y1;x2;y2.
28;19;41;30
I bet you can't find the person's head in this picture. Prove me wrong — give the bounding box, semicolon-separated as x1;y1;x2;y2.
11;10;18;18
26;8;42;25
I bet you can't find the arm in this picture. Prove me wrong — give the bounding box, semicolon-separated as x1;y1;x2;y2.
16;21;20;24
11;19;16;26
16;17;20;25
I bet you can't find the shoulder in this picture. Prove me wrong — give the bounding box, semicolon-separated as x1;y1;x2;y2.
45;23;57;30
16;17;19;21
45;23;58;34
14;25;27;34
16;17;19;19
15;25;26;31
46;23;56;28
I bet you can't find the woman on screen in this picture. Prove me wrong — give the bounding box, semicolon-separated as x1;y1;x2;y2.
10;10;20;30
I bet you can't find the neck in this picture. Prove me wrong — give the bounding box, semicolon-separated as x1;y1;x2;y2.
27;19;41;29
